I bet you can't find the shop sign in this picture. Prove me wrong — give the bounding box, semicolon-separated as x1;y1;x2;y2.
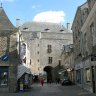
0;54;9;61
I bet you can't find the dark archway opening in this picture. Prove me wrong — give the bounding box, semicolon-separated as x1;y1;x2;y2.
43;66;53;83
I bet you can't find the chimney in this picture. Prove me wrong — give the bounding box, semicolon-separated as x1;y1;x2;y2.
66;23;70;30
16;18;20;28
0;3;2;8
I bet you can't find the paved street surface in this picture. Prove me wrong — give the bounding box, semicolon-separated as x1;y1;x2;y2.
0;83;96;96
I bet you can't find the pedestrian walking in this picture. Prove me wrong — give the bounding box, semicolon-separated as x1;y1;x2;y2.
41;78;44;86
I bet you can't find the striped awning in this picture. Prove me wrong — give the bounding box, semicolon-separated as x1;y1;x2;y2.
17;65;31;79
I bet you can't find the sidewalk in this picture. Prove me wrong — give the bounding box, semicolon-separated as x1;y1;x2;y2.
59;84;96;96
32;83;96;96
0;83;96;96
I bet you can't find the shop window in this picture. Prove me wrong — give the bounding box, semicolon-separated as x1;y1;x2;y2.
0;67;8;86
86;68;91;82
76;69;81;84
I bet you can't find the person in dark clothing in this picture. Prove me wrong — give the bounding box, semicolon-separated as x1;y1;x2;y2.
41;79;44;86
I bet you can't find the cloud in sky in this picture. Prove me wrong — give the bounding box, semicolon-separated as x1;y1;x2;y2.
0;0;14;2
33;11;65;24
32;5;36;9
32;5;40;9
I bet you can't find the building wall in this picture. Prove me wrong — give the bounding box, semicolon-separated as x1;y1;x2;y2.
81;2;96;93
72;0;96;93
72;2;89;65
21;30;73;75
72;8;82;65
72;2;89;85
61;44;74;82
0;31;19;92
87;0;96;11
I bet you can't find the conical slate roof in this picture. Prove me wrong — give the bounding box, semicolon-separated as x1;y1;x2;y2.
0;7;15;30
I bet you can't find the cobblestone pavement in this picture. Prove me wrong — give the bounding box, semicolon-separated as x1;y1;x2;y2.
0;83;96;96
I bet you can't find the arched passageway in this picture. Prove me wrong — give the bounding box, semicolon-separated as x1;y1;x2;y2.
43;66;53;83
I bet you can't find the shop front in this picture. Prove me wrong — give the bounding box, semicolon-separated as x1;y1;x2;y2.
75;62;84;87
17;65;32;91
83;58;93;92
0;66;9;92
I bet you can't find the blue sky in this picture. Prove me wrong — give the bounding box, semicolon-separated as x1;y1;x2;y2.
0;0;86;26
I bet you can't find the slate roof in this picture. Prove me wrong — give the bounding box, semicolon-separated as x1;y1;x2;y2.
0;7;15;30
20;22;71;33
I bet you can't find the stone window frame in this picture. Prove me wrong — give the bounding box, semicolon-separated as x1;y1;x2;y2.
47;45;52;53
48;57;52;64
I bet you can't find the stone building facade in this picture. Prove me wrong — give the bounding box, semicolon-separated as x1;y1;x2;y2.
72;0;96;93
0;6;32;92
20;22;73;82
72;2;89;87
60;44;74;82
0;7;19;92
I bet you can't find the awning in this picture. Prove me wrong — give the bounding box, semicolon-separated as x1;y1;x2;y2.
17;65;31;79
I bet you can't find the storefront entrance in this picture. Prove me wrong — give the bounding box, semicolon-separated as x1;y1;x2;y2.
91;66;95;93
0;66;9;92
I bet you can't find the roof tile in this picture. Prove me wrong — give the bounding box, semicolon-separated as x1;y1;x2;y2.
0;7;15;30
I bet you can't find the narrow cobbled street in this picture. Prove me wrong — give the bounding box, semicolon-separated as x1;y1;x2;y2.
0;83;95;96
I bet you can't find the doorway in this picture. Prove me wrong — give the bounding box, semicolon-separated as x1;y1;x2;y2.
91;66;95;93
43;66;53;83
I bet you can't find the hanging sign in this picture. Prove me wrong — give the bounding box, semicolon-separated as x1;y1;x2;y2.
1;54;9;61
